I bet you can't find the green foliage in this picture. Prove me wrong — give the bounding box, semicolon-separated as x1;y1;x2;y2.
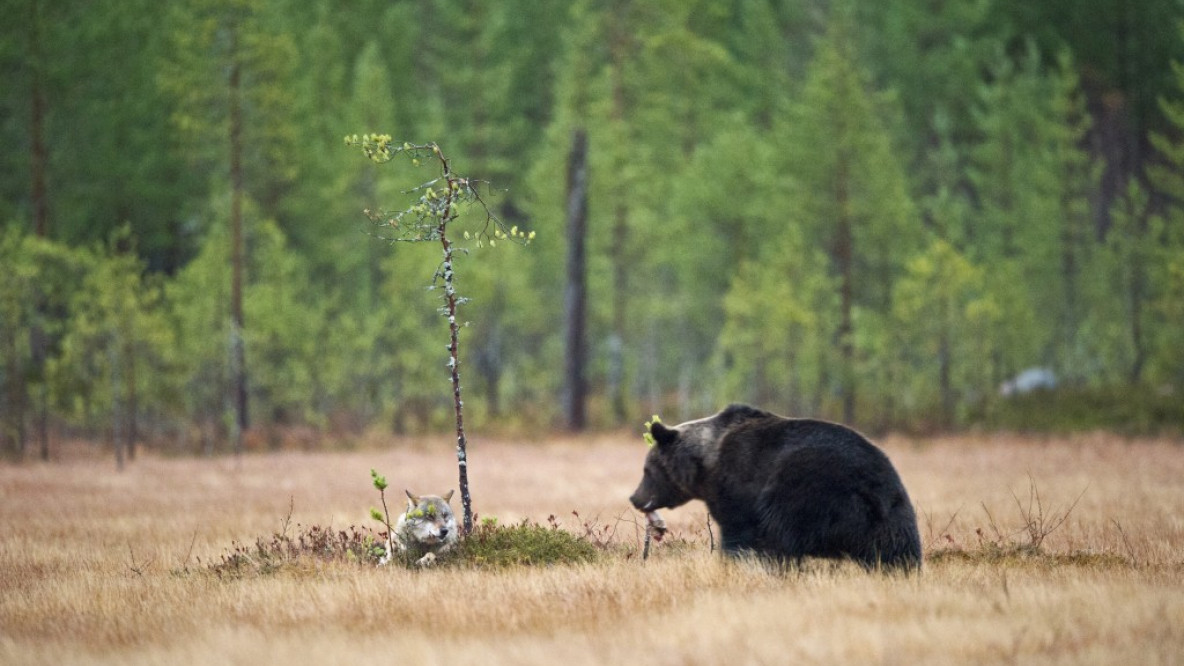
158;0;298;193
716;219;838;415
243;222;326;427
0;229;92;456
965;44;1102;387
368;468;393;537
370;468;388;492
456;519;599;568
890;239;998;427
1144;35;1184;386
2;0;1184;444
163;213;327;447
48;229;174;460
226;518;602;572
984;385;1184;435
642;414;661;447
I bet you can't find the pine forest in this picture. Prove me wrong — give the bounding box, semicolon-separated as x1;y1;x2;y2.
3;0;1184;461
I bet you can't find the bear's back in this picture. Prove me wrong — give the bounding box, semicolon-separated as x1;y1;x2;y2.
706;412;899;509
719;413;887;469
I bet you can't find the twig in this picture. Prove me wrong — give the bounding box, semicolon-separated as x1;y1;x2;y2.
1111;519;1138;564
980;501;1009;545
127;543;153;576
178;529;198;571
279;496;294;540
1011;473;1087;551
706;512;715;553
924;506;962;551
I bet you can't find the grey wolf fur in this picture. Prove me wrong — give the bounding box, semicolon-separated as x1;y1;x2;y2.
381;490;458;567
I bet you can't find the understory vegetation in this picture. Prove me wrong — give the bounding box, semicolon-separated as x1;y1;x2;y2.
204;515;605;578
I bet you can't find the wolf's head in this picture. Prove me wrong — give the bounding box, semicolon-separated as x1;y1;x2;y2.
399;490;458;547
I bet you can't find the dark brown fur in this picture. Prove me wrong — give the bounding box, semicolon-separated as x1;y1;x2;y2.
630;404;922;571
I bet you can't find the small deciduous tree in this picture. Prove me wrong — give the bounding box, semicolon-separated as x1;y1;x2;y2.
0;229;88;461
346;136;531;535
50;229;173;470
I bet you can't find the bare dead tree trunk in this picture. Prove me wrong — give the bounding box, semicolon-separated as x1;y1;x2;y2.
29;0;48;239
228;30;249;455
608;6;630;426
126;349;137;461
110;344;125;472
1129;238;1147;384
835;155;856;424
2;333;28;459
29;0;50;460
563;128;589;431
938;323;953;429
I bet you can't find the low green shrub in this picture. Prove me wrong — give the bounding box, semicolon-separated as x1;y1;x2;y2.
203;516;602;577
456;518;600;568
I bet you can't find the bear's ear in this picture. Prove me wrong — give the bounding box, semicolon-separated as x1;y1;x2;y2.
649;422;678;447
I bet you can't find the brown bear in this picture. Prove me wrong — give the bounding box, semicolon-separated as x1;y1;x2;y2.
629;404;922;571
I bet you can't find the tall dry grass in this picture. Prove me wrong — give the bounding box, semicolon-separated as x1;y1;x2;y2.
2;432;1183;665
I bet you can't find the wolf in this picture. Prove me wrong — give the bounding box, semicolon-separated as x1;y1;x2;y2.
629;404;922;571
381;490;458;567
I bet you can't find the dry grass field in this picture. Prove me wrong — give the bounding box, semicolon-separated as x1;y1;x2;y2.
2;431;1183;665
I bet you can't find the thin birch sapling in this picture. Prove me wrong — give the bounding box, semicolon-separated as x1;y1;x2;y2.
346;136;531;535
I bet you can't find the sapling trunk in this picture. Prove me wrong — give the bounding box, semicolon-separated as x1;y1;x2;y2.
437;183;473;536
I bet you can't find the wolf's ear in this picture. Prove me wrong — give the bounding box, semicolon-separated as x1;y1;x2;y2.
650;422;678;447
443;489;454;502
404;490;419;508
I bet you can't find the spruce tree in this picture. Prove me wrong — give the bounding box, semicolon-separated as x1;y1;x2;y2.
781;7;919;423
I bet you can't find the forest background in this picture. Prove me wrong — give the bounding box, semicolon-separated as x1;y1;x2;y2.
3;0;1184;463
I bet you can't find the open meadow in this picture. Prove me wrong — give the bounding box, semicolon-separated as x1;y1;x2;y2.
2;431;1183;665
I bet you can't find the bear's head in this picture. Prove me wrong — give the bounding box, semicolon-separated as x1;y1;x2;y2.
629;415;718;512
629;404;770;512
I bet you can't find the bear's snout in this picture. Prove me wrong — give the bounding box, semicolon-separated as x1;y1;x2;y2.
629;484;654;512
